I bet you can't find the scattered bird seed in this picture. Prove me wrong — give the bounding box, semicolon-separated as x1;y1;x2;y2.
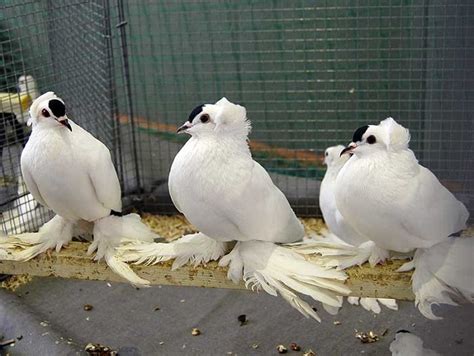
86;317;90;321
83;304;93;311
381;329;389;336
159;341;164;345
303;350;316;356
276;344;288;354
312;307;318;312
237;314;247;326
106;283;112;287
355;330;379;344
180;299;186;303
85;342;118;356
191;328;201;336
16;336;23;341
251;343;259;349
333;321;341;325
154;306;161;311
290;342;301;351
40;321;49;327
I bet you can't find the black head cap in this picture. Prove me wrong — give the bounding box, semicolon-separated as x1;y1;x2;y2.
352;125;369;143
396;329;411;334
188;104;205;123
49;99;66;118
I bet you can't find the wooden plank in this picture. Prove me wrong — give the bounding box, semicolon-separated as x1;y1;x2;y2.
0;241;414;300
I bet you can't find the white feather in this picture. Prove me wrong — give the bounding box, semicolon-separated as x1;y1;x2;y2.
119;232;228;270
221;240;349;321
411;237;474;319
390;332;441;356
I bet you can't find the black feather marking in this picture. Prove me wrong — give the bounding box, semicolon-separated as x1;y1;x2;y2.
188;104;205;122
110;210;123;217
48;99;66;117
352;125;369;143
396;329;411;334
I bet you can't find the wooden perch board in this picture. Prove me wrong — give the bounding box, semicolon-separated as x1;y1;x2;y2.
0;241;414;300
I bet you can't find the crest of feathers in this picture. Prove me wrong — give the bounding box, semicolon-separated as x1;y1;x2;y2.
213;97;252;137
379;117;411;150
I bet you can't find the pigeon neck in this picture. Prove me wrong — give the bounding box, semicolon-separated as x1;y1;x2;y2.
192;134;251;156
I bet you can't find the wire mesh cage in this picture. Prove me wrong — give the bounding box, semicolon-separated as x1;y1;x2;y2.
0;0;472;234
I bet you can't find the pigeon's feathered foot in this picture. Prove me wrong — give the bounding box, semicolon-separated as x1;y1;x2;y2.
347;296;398;314
290;238;389;269
410;236;474;319
0;215;73;261
89;213;160;286
117;232;229;270
219;240;350;322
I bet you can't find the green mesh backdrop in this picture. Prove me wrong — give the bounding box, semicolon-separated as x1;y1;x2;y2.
0;0;472;232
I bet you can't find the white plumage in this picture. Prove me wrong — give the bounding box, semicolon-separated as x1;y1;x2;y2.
390;331;441;356
334;117;471;318
312;145;396;313
121;97;349;320
0;92;158;285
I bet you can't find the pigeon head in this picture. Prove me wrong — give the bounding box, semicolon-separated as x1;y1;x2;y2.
177;97;250;138
340;118;410;157
29;91;72;131
18;75;39;99
324;145;349;167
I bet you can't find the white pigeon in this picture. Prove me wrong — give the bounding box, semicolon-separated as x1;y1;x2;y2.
0;92;158;285
319;145;390;266
313;145;396;313
334;117;472;318
390;330;441;356
17;75;40;124
120;97;350;321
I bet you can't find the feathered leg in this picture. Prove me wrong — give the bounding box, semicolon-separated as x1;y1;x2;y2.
410;236;474;319
219;240;350;322
117;232;229;271
290;239;389;269
89;213;160;286
0;214;73;261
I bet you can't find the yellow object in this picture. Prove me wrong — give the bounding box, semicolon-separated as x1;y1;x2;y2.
0;92;32;114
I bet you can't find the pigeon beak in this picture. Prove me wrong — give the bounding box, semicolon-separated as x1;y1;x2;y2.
340;143;356;156
58;117;72;132
177;123;191;134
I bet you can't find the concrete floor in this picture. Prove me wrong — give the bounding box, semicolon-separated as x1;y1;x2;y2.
0;277;473;356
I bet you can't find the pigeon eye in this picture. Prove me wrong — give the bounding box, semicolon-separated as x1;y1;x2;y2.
41;109;50;117
325;152;328;156
367;135;376;144
200;114;210;123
